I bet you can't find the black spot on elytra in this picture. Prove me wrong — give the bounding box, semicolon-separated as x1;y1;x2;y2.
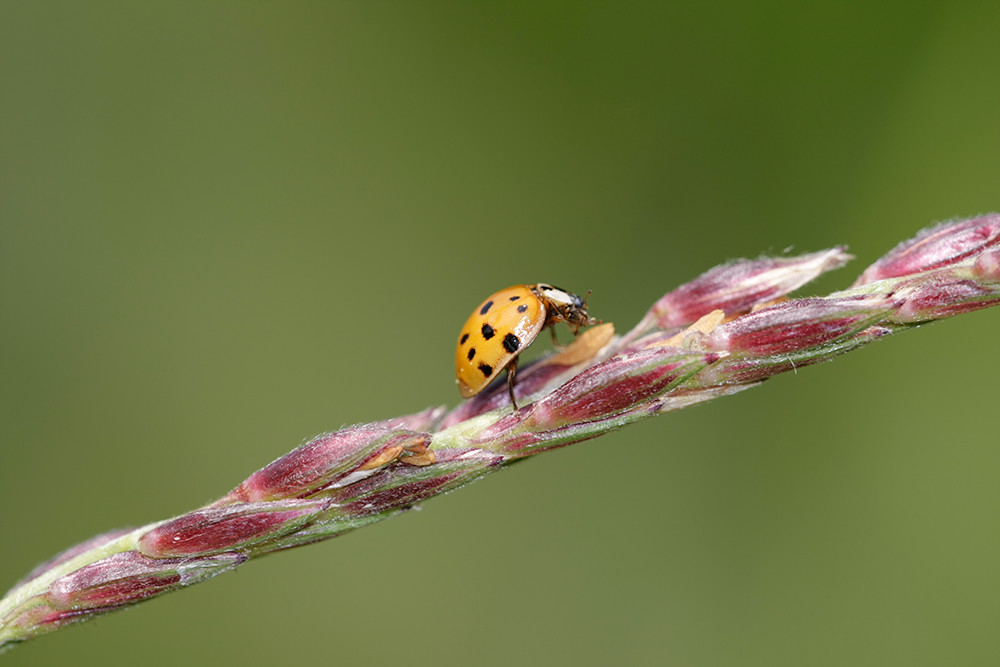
509;295;520;301
517;303;528;313
481;323;495;339
503;333;521;353
467;347;476;361
478;362;493;377
460;333;469;344
480;300;493;315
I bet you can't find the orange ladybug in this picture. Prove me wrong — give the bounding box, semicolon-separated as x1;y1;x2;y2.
455;284;596;410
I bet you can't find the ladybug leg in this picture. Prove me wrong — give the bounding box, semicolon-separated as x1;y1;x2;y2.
549;325;563;349
506;356;519;411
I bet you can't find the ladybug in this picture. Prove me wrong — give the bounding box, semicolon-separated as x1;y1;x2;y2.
455;284;597;410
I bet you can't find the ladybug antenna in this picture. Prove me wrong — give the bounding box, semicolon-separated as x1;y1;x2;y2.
583;289;602;325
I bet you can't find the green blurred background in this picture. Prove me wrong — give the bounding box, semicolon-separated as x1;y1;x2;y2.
2;3;998;665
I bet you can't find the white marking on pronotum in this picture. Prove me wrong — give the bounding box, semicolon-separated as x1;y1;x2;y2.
539;285;578;306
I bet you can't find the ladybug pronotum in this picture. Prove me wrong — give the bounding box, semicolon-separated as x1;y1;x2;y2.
455;283;597;410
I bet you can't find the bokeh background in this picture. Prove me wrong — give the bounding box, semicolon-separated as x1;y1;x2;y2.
2;3;999;665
